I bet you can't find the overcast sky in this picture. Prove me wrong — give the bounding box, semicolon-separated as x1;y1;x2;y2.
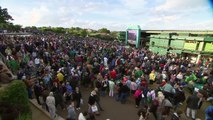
1;0;213;31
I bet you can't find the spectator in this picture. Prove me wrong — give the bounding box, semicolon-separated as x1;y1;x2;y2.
173;83;185;111
78;111;88;120
67;101;76;120
205;105;213;120
149;70;156;84
137;106;149;120
108;79;115;97
134;87;142;108
73;87;82;110
120;82;129;104
46;92;56;120
186;90;206;119
94;88;104;111
34;81;43;105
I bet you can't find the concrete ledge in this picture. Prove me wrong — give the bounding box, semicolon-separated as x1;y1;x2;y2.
29;99;65;120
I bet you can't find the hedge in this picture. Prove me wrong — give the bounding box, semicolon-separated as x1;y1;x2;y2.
0;80;32;120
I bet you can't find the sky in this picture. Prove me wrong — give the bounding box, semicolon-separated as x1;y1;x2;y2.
0;0;213;31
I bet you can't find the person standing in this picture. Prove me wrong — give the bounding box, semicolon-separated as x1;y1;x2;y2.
78;111;88;120
34;81;42;105
173;83;185;111
120;82;129;104
73;87;82;110
149;70;156;84
110;69;117;80
88;90;98;119
46;92;56;120
146;89;156;105
101;77;108;96
205;105;213;120
186;90;206;120
94;88;104;111
162;81;175;101
149;98;159;120
137;106;149;120
104;57;108;67
67;101;76;120
133;88;142;108
108;79;115;97
34;57;40;69
52;82;65;110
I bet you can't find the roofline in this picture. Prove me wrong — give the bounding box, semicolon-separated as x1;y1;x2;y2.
141;30;213;34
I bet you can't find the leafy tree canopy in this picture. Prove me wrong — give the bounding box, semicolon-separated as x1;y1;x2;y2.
0;6;13;24
98;28;110;34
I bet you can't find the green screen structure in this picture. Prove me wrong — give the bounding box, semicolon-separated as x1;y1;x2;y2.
125;25;141;48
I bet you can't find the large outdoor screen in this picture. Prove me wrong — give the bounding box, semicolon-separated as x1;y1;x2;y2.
127;30;137;45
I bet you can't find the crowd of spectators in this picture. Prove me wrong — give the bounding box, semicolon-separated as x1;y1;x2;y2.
0;33;213;120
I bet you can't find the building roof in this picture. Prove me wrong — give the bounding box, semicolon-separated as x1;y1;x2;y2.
142;30;213;34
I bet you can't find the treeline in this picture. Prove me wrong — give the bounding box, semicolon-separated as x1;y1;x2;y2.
1;6;118;40
26;26;117;41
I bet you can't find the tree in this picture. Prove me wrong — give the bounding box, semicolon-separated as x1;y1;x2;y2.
13;24;22;32
52;27;65;33
79;29;87;37
110;31;118;39
0;6;13;24
98;28;110;34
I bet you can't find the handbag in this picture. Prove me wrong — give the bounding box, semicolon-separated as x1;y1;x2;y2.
91;105;98;112
80;99;83;105
39;96;44;104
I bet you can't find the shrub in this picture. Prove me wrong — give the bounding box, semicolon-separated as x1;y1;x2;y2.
0;80;31;120
17;113;32;120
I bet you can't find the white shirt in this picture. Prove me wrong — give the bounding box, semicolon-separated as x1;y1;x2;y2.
176;73;183;80
108;80;115;90
46;96;55;107
78;113;86;120
104;57;108;66
162;74;167;80
32;52;37;58
34;58;40;65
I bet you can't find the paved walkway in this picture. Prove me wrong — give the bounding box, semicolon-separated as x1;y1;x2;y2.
30;99;64;120
57;87;199;120
29;86;207;120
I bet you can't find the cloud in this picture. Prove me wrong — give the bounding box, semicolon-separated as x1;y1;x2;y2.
1;0;212;30
148;15;181;23
121;0;147;9
177;20;213;30
142;18;213;30
155;0;209;12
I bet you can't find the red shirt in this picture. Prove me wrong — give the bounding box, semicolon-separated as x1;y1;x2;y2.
110;70;117;79
160;81;166;87
141;80;147;87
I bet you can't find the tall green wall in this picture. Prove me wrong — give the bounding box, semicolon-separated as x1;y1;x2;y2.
204;42;213;52
183;42;197;50
149;47;167;55
148;31;213;62
170;40;184;49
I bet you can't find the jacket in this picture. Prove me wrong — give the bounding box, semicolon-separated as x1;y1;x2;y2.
163;83;175;94
149;72;156;81
186;95;202;109
173;89;185;105
46;95;55;107
88;95;96;106
134;90;142;98
67;105;76;120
